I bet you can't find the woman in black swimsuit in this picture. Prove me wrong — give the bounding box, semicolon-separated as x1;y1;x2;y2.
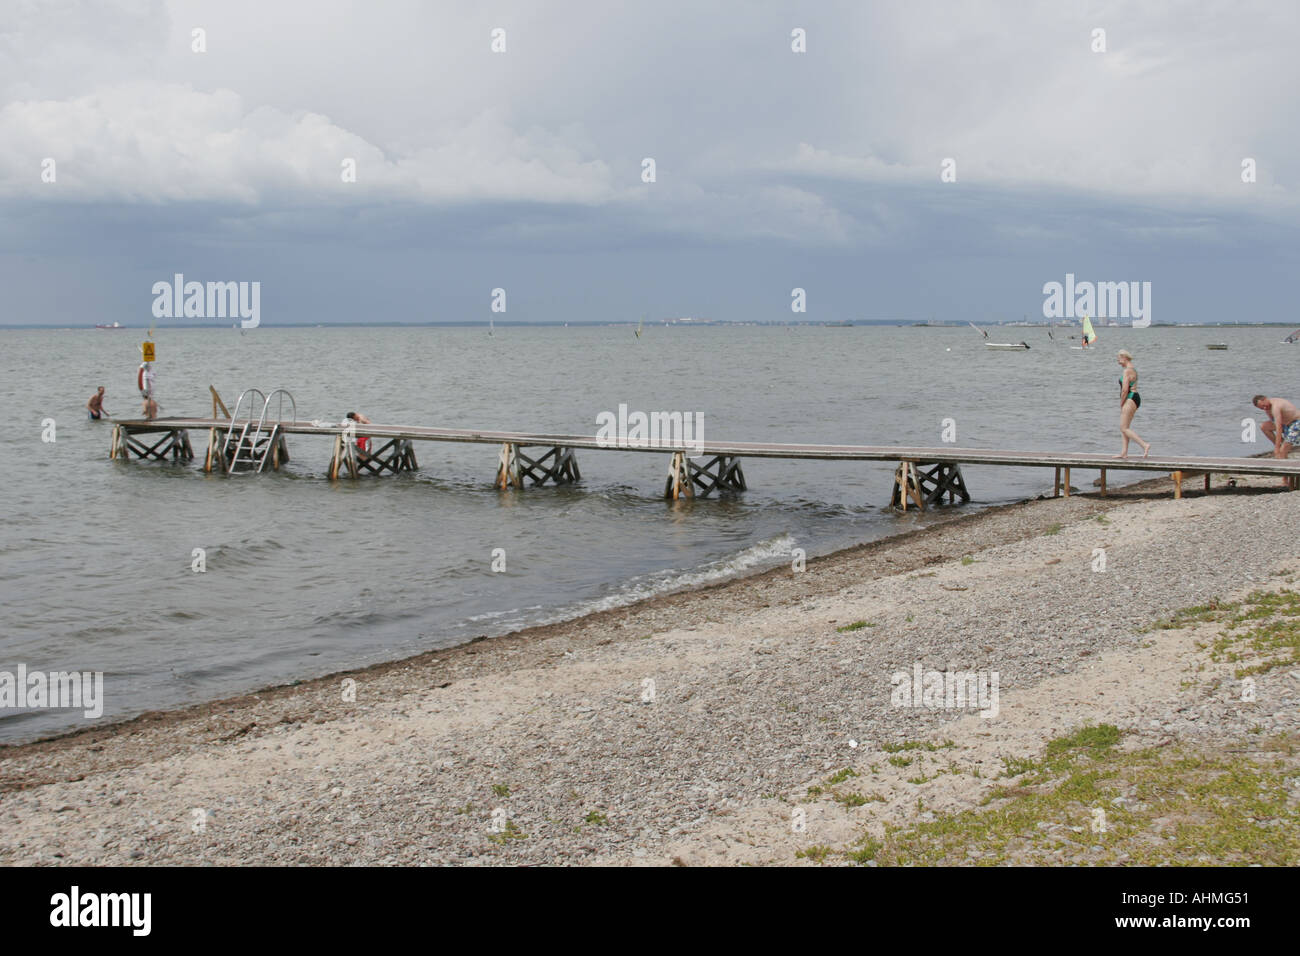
1116;349;1150;458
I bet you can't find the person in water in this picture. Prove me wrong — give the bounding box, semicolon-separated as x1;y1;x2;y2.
1116;349;1150;458
346;411;371;455
86;386;107;420
1253;395;1300;481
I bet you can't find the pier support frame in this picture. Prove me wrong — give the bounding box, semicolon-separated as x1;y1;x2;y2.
891;460;969;511
348;438;417;477
1053;466;1073;498
1170;470;1213;499
496;443;580;489
664;453;746;500
112;426;193;463
328;434;359;480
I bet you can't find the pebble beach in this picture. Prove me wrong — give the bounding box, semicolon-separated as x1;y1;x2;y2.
3;473;1298;866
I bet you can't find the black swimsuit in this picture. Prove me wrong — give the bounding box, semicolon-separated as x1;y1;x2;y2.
1120;375;1140;409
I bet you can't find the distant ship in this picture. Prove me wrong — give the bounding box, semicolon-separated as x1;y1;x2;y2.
94;322;126;330
825;320;853;327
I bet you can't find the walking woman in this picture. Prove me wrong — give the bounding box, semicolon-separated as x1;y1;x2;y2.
1116;349;1150;458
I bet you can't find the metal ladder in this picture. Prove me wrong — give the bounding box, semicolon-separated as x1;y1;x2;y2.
250;388;296;473
221;388;296;472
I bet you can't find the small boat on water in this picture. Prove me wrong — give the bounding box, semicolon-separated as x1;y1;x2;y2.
1207;343;1228;350
985;341;1031;350
94;322;126;330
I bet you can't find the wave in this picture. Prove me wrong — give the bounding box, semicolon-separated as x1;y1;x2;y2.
437;532;799;640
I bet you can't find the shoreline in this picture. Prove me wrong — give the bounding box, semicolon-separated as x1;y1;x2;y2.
1;474;1166;760
3;471;1297;866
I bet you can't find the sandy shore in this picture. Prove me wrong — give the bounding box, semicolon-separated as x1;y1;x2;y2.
3;473;1299;865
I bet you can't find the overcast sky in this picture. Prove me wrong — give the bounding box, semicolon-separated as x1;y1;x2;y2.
2;0;1297;326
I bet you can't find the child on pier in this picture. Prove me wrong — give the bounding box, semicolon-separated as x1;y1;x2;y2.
346;412;371;455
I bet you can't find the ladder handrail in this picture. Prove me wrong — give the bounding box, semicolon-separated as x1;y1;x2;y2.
224;388;267;450
248;388;296;469
223;387;266;473
254;388;297;436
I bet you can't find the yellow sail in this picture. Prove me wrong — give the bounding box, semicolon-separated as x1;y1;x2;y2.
1082;314;1097;344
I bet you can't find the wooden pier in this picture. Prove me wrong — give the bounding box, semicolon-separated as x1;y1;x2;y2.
109;411;1300;507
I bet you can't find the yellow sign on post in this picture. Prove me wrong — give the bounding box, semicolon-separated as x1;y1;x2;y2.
141;341;155;362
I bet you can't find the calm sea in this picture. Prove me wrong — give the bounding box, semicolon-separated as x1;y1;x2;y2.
0;324;1288;740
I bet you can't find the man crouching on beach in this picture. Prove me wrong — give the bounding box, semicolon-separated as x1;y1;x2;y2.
1253;395;1300;476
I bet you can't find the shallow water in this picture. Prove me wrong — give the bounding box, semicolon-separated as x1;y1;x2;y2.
0;323;1287;740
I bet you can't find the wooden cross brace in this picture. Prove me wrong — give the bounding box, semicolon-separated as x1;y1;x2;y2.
916;461;970;507
351;438;419;477
890;460;968;511
664;454;746;499
118;429;193;463
496;443;579;489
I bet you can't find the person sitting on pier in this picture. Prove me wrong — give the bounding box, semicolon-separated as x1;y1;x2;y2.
1253;395;1300;476
86;386;107;420
346;411;371;456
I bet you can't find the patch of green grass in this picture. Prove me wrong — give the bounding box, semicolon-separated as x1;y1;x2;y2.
1045;724;1121;759
834;791;877;808
999;755;1039;780
806;785;823;798
796;844;832;862
881;740;955;753
836;620;876;632
1044;523;1063;535
854;724;1300;866
1094;514;1111;525
826;767;859;785
961;555;978;566
878;733;1294;868
1152;589;1300;677
846;837;883;864
491;783;510;798
486;820;527;845
887;755;914;768
583;810;608;826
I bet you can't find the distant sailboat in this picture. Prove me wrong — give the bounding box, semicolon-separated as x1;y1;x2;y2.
968;321;989;339
634;317;643;338
1071;314;1097;350
1284;328;1300;344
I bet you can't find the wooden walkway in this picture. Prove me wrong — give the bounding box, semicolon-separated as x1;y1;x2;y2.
110;415;1300;507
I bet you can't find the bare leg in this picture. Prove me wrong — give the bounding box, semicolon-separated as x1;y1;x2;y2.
1117;400;1149;457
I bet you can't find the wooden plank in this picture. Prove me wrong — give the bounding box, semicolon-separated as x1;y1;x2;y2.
1063;467;1071;498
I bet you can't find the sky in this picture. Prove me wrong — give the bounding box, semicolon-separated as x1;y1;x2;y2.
2;0;1298;326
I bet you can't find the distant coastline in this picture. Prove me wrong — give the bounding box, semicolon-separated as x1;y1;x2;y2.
1;320;1295;330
